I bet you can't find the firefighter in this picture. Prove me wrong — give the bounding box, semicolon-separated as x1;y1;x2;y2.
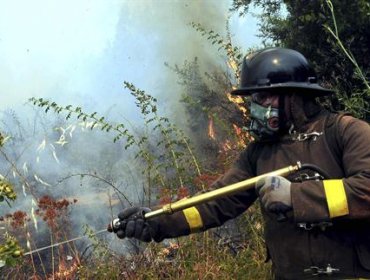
110;48;370;279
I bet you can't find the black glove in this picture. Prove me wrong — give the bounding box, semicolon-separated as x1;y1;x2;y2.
109;207;159;242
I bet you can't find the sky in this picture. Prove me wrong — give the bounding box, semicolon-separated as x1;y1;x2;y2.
0;0;262;116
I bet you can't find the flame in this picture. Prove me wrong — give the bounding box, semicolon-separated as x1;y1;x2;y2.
158;241;179;261
208;116;216;140
211;91;252;151
226;92;247;115
232;124;242;136
225;43;240;80
232;124;248;148
227;60;239;79
51;258;79;279
221;140;233;152
227;91;251;148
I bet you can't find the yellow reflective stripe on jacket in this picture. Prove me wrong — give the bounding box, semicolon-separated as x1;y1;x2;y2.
183;207;203;232
323;179;349;218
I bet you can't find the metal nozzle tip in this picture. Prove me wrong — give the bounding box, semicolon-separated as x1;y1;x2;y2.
296;161;302;170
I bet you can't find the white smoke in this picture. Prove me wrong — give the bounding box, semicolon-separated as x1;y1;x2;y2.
0;0;260;112
0;0;262;256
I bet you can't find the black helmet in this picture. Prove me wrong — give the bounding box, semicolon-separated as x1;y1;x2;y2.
231;48;334;96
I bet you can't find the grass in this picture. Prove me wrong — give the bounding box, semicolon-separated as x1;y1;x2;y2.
77;205;272;280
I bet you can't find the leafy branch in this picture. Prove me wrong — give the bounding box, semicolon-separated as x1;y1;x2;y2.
29;97;135;147
29;97;167;188
0;234;23;267
190;22;243;81
29;87;202;193
323;0;370;118
124;82;202;188
56;173;133;207
324;0;370;91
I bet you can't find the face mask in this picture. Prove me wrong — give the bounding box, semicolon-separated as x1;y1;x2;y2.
248;101;280;141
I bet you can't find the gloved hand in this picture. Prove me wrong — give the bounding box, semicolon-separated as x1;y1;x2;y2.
256;176;292;214
108;206;159;242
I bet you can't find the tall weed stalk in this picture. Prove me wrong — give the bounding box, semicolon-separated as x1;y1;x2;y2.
324;0;370;118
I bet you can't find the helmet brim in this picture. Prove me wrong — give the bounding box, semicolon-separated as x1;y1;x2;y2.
231;82;335;96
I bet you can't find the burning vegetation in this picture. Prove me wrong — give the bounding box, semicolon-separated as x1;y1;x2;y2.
3;1;367;278
0;16;258;278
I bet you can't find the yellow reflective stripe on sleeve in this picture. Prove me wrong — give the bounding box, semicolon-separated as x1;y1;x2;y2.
183;207;203;232
323;179;349;218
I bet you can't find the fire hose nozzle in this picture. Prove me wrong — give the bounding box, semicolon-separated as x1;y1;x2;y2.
109;162;302;223
108;218;121;232
144;162;302;220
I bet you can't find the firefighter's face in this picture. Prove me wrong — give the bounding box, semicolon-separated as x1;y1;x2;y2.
246;92;281;141
251;92;279;108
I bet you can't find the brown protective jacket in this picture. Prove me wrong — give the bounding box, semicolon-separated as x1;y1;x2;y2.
154;109;370;279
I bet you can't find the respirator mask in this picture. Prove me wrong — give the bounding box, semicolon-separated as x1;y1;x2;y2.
247;99;281;141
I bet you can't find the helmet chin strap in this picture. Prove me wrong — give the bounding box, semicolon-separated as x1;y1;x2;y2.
278;94;287;130
278;93;296;133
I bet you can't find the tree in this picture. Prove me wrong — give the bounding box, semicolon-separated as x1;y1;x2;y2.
231;0;370;120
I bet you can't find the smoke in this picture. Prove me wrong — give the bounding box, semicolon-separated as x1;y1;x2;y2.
0;0;261;258
0;1;121;109
119;0;230;66
88;0;234;118
0;0;260;114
